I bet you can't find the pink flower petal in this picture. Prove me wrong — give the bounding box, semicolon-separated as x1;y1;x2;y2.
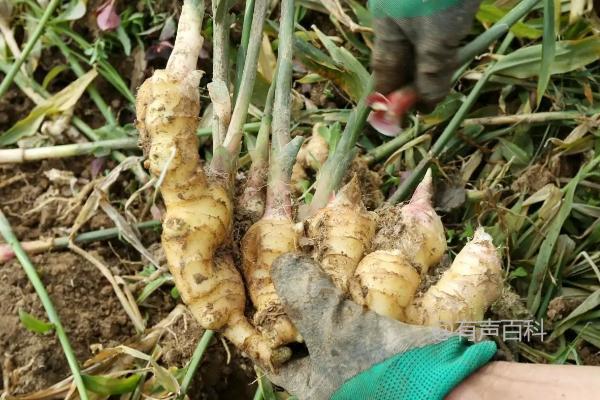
90;157;106;179
366;92;391;111
96;0;120;31
368;109;402;137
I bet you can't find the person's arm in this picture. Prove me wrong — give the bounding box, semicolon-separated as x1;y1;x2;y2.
447;361;600;400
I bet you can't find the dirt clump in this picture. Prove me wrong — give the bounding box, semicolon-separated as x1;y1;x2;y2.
344;157;384;210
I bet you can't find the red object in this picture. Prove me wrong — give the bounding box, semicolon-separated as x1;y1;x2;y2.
96;0;120;31
367;88;418;137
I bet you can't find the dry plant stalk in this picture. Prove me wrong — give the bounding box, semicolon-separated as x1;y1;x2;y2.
136;0;288;368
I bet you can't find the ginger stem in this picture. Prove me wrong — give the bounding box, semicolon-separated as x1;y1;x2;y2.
167;0;205;79
241;0;304;347
222;0;269;156
238;76;277;221
265;0;301;218
211;0;232;149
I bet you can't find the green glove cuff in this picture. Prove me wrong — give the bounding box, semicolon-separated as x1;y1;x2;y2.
331;336;496;400
368;0;463;18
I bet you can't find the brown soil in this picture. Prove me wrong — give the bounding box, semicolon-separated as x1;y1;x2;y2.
162;311;257;400
0;251;134;394
344;157;384;210
0;89;34;132
0;161;254;398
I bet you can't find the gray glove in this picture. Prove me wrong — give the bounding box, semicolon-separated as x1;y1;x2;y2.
371;0;481;111
266;253;495;400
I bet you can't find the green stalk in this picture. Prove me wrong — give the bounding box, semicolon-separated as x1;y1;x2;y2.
536;0;556;105
234;0;256;101
265;0;303;218
0;138;138;163
0;0;61;98
270;0;295;152
462;111;588;126
308;79;373;215
177;330;215;399
0;220;161;263
198;121;260;137
364;125;425;164
0;210;88;400
237;72;277;220
254;71;277;164
222;0;269;156
388;33;516;204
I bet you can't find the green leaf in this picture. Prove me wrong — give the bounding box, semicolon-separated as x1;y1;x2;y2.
55;0;86;22
42;65;68;89
136;275;173;304
294;31;368;102
297;73;325;84
492;36;600;79
347;0;373;28
498;137;531;166
509;266;529;279
476;3;542;39
536;0;556;106
421;92;464;125
81;374;141;395
152;362;180;393
18;309;55;334
313;27;370;99
0;69;97;146
256;368;277;400
116;26;132;56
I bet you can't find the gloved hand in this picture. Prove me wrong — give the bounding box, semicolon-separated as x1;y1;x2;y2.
267;253;497;400
369;0;482;111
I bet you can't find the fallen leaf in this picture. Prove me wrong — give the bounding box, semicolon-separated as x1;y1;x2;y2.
96;0;120;31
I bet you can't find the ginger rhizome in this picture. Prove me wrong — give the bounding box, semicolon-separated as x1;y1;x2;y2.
406;227;503;328
307;176;376;293
349;170;444;321
136;0;288;368
291;124;329;194
349;170;502;325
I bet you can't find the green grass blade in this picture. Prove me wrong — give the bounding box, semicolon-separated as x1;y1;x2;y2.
178;330;215;399
536;0;556;106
